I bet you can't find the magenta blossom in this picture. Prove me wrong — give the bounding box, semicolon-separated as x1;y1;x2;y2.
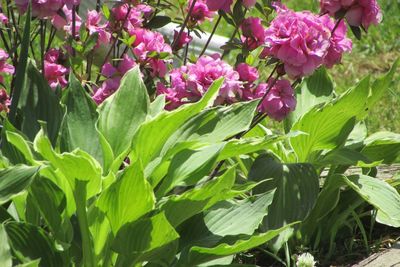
188;0;215;25
110;3;153;31
320;0;382;30
236;63;259;85
0;49;14;83
243;0;257;8
206;0;233;12
43;49;68;89
157;54;243;110
52;6;82;37
320;16;352;67
15;0;64;18
174;30;193;50
92;55;137;104
0;13;8;24
86;10;111;46
261;5;331;79
257;79;296;121
241;17;266;51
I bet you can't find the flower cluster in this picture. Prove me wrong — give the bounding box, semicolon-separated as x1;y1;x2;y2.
15;0;80;19
0;49;14;83
320;0;382;30
43;49;69;89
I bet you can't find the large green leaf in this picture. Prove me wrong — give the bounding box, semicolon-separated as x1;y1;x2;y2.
290;77;370;162
5;222;62;266
361;132;400;164
131;78;223;169
343;174;400;227
249;155;319;250
97;162;155;233
112;212;179;257
17;61;64;145
180;224;295;266
61;73;103;164
285;68;334;131
155;143;225;197
97;67;149;160
1;120;32;165
0;165;38;204
0;224;12;267
315;148;381;168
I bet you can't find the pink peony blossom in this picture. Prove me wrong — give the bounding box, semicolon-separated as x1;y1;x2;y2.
188;0;215;25
236;63;259;84
257;79;296;121
320;0;382;30
261;5;331;79
92;54;137;104
320;16;352;67
15;0;64;18
157;54;243;110
173;30;193;50
0;49;15;83
206;0;233;12
241;17;266;51
86;10;111;46
243;0;257;8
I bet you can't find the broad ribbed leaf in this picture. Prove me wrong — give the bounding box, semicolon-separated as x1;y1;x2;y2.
98;67;149;160
61;73;103;164
343;174;400;227
0;165;38;204
131;78;223;168
0;224;11;267
290;77;370;162
361;132;400;164
5;222;62;266
315;148;381;168
97;162;155;233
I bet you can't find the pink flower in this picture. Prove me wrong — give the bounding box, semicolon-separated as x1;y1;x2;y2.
236;63;259;84
0;49;14;83
240;17;266;51
44;48;61;63
320;15;352;68
206;0;233;12
243;0;257;8
92;54;137;104
0;88;10;112
86;10;111;46
257;79;296;121
320;0;382;30
174;30;193;50
43;49;68;89
157;54;243;109
0;13;8;24
261;5;331;79
188;0;215;25
110;3;149;31
15;0;64;18
52;6;82;37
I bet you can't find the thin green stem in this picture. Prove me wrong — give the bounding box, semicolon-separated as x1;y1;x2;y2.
199;15;222;57
171;0;197;51
74;181;95;267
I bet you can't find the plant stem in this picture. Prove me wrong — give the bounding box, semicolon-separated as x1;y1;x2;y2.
96;0;101;12
74;181;95;267
72;5;77;57
199;15;222;57
171;0;197;51
40;20;46;74
332;18;343;35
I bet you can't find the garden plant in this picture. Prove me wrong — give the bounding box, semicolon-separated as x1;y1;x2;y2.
0;0;399;266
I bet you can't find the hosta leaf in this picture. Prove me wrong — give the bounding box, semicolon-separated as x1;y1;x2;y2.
0;224;12;267
5;222;62;266
5;131;35;165
361;132;400;164
61;73;103;164
97;162;155;233
290;77;370;162
0;165;38;205
315;148;381;168
98;67;149;161
131;78;223;169
342;174;400;227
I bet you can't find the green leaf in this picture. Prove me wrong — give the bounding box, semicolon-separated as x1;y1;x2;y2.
160;167;236;227
342;174;400;227
290;77;370;162
112;212;179;257
148;95;165;118
131;78;223;169
61;73;103;164
5;131;35;165
17;61;64;145
0;224;12;267
8;5;31;122
97;161;155;233
315;148;381;168
5;222;62;266
0;165;38;204
249;155;319;250
285;68;334;131
98;67;150;161
361;132;400;164
182;224;295;266
146;15;172;29
155;143;225;197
